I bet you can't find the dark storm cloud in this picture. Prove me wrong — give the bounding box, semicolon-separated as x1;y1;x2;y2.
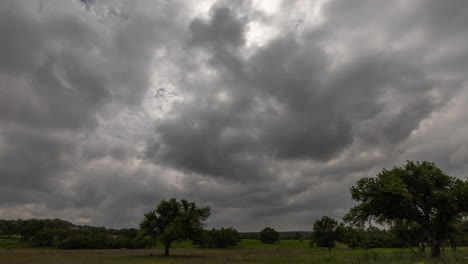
1;0;468;230
146;4;439;180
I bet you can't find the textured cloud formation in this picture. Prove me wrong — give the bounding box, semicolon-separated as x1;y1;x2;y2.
1;0;468;230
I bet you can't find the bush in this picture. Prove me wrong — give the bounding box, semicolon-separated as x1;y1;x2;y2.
194;227;241;248
58;234;88;249
31;229;60;247
130;234;153;249
212;228;241;248
259;227;279;244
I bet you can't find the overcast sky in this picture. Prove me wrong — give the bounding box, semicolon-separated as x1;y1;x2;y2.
1;0;468;231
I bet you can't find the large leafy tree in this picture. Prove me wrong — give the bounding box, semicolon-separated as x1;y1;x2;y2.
344;161;468;258
139;199;210;256
310;216;341;251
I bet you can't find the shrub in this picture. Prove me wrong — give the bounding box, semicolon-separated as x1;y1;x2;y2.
259;227;279;244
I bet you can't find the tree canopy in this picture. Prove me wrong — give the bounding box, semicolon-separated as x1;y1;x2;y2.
139;198;210;255
344;161;468;258
193;227;241;248
310;216;341;251
259;226;280;244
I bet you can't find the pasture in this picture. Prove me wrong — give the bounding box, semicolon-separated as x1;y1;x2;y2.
0;238;466;264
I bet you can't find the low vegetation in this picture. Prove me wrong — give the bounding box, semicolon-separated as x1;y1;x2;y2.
259;226;280;244
193;227;241;248
0;219;152;250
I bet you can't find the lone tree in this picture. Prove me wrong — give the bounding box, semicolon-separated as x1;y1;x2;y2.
310;216;340;251
140;199;210;256
259;226;279;243
344;161;468;258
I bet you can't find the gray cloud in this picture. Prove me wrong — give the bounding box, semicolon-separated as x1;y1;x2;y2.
147;5;439;179
0;0;187;225
1;0;468;231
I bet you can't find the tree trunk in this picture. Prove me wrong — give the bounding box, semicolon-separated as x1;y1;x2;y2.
430;240;441;258
164;242;170;256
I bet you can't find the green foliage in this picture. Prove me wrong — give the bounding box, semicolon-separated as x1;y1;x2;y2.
115;228;139;239
344;161;468;258
341;226;365;249
139;198;210;255
240;232;260;239
259;226;279;244
0;220;18;237
31;228;61;247
238;239;313;249
389;221;426;249
310;216;340;250
361;227;395;249
194;227;241;248
295;232;302;240
0;218;152;249
340;226;400;249
10;219;72;241
450;219;468;247
57;226;152;249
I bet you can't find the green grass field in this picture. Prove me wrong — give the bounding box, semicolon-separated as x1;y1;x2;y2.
0;236;35;250
1;237;467;264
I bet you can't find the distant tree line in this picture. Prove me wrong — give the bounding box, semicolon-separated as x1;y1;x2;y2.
239;231;311;240
0;218;152;249
4;216;465;252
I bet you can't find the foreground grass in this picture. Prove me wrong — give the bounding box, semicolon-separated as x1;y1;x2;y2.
0;238;466;264
0;247;466;264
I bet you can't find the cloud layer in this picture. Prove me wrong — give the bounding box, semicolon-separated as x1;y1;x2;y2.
1;0;468;230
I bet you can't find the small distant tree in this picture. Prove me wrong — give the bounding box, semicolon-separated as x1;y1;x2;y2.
341;226;365;249
295;232;304;243
294;232;301;240
310;216;340;251
139;199;210;256
194;227;241;248
259;227;279;244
